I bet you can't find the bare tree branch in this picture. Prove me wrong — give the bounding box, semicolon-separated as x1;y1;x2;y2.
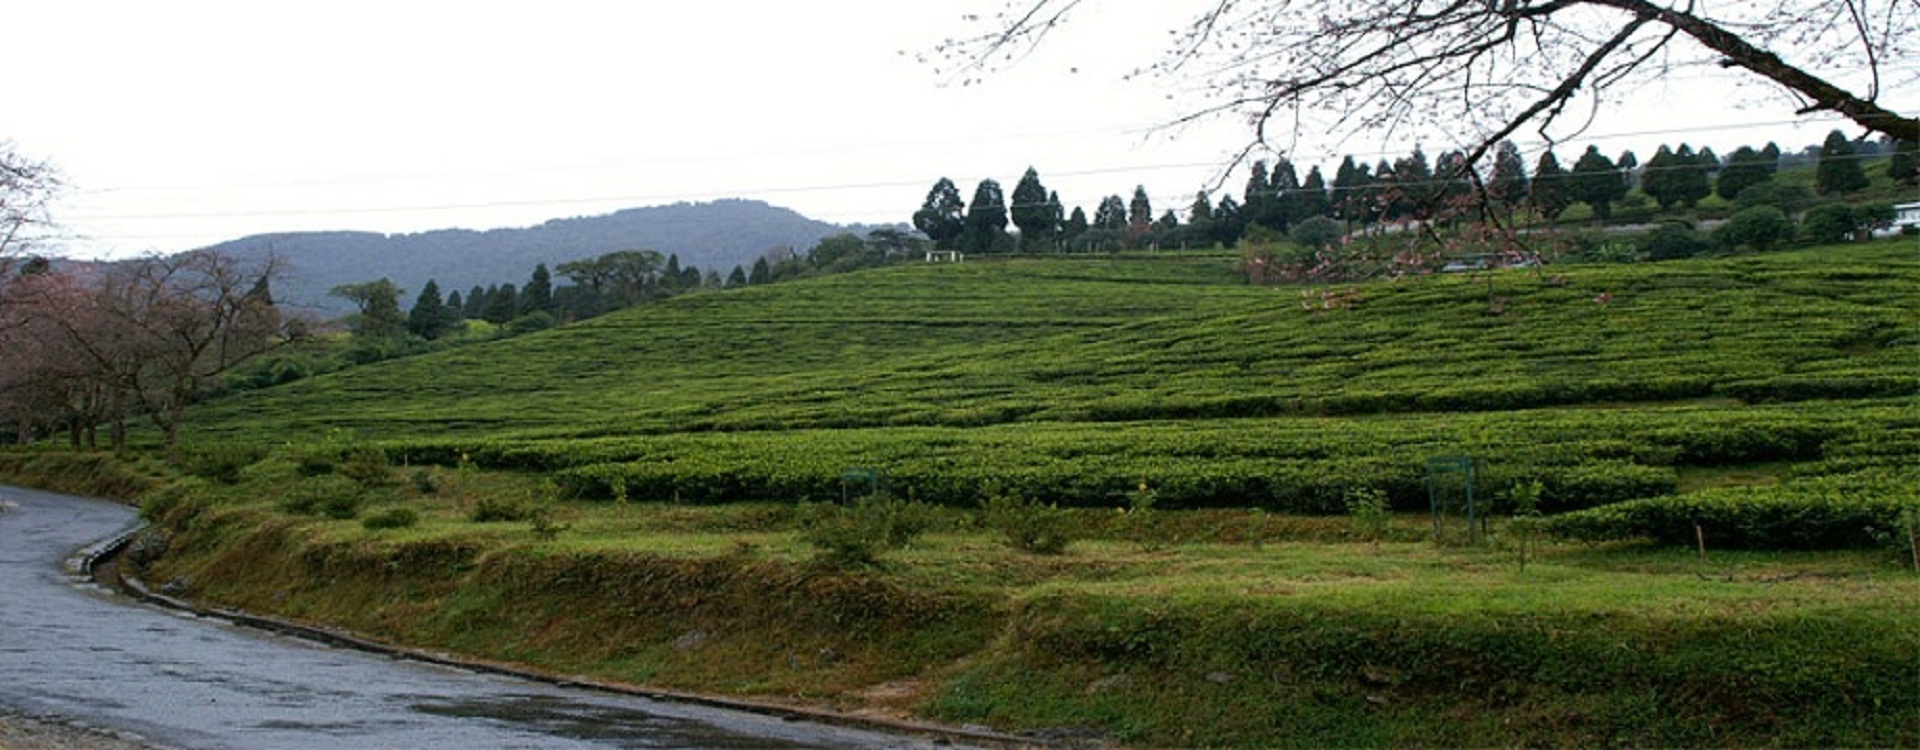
942;0;1918;163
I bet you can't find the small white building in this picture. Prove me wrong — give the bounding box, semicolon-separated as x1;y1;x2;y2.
1873;201;1920;238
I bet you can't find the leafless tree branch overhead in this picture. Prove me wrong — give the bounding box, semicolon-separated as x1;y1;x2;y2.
942;0;1917;158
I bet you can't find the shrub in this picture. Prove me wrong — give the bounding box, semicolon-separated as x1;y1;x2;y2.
1638;222;1709;261
470;496;533;522
1343;486;1392;546
337;447;396;489
800;493;933;567
1546;469;1917;549
981;484;1076;555
1714;206;1795;252
1798;203;1859;244
361;507;419;530
180;443;267;484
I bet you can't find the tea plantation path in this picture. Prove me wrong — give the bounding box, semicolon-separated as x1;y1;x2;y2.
0;485;963;750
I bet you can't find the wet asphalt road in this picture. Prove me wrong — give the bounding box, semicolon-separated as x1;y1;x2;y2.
0;485;956;749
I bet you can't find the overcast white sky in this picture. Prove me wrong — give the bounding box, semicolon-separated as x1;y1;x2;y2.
9;1;1896;260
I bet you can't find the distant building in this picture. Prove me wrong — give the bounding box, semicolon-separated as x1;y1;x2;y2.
1873;201;1920;238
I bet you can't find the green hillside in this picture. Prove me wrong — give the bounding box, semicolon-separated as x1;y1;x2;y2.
103;240;1920;747
187;242;1918;515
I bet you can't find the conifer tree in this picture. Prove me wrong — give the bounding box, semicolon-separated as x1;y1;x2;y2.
1010;167;1055;251
464;285;487;319
520;263;553;317
962;178;1011;253
1716;146;1778;201
1570;145;1627;219
1062;206;1089;247
748;257;772;285
1489;141;1530;208
727;265;748;287
1529;151;1573;220
482;283;518;324
1889;140;1919;185
912;178;967;250
1816;129;1870;195
1297;166;1332;221
407;279;451;340
1126;185;1154;242
1331;156;1373;226
1093;195;1127;230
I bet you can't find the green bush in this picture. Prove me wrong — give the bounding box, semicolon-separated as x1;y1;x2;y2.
337;447;396;489
1714;206;1795;252
800;493;933;567
361;507;419;530
180;443;267;484
470;496;533;522
1638;222;1709;261
981;484;1076;555
1546;468;1917;549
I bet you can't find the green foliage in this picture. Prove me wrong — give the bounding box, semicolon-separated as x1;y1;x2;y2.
1343;486;1390;545
1714;206;1794;251
1637;222;1708;261
470;495;534;522
176;245;1916;538
337;447;395;489
981;484;1076;555
1502;479;1546;571
1288;215;1343;251
180;443;267;485
1547;468;1918;549
1815;130;1869;195
800;493;933;566
1798;203;1862;244
361;506;420;530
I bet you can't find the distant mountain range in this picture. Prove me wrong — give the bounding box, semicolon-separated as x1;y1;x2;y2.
203;199;875;317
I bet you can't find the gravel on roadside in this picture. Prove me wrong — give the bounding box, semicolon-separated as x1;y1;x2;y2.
0;709;172;750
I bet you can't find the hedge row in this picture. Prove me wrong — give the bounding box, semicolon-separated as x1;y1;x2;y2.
1546;467;1919;549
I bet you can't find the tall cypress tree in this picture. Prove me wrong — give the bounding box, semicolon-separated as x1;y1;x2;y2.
1816;130;1870;195
1716;145;1777;201
1297;166;1331;221
1529;151;1573;220
1126;185;1154;243
1331;156;1373;226
1010;167;1055;252
520;263;553;317
1489;141;1530;208
464;285;487;319
961;178;1011;253
912;178;967;250
1570;146;1627;220
407;279;450;340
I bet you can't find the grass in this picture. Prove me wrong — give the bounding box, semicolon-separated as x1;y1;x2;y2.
124;460;1919;747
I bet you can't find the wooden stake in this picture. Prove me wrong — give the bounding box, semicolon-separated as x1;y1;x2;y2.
1695;522;1707;566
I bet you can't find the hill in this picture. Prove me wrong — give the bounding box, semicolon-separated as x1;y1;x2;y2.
131;242;1920;747
202;199;862;316
186;241;1918;513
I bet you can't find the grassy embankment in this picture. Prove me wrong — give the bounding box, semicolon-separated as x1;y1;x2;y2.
29;241;1920;746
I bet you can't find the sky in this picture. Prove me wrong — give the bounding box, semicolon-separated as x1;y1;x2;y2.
8;1;1903;260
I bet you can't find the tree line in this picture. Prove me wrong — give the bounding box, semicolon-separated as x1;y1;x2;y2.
327;230;932;360
0;251;291;460
912;131;1916;254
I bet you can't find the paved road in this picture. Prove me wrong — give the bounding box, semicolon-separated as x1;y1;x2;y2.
0;485;954;749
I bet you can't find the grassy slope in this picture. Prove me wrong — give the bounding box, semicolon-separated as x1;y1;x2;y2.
133;241;1920;747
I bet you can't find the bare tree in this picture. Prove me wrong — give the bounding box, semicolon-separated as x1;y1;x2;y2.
0;142;61;276
941;1;1917;166
14;251;292;460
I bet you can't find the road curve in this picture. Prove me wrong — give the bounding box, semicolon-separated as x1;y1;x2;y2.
0;485;963;749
